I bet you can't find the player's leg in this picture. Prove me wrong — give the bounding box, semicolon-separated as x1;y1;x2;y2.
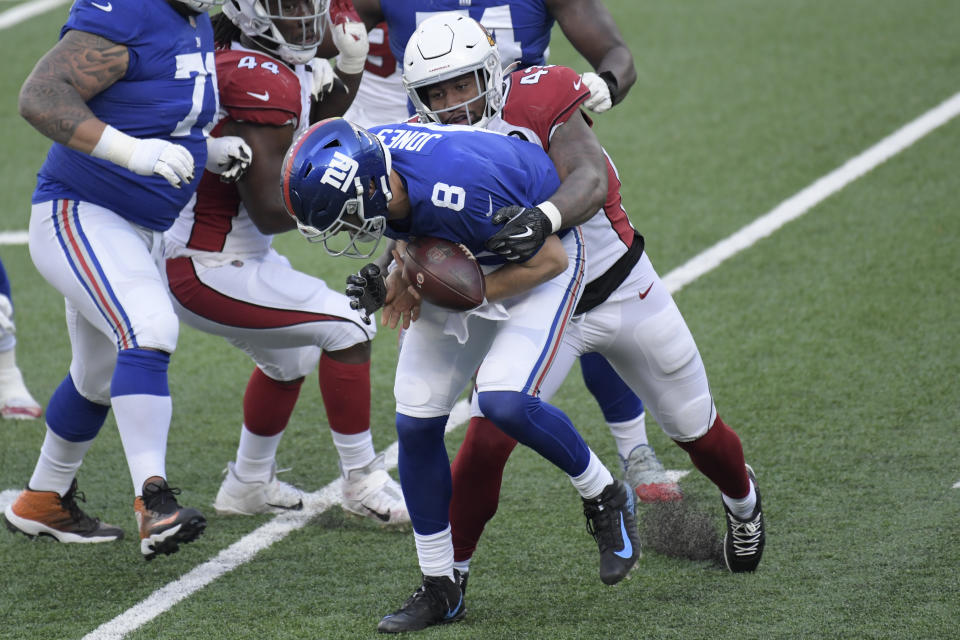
475;230;639;586
580;351;681;502
167;251;405;522
0;256;42;420
379;303;491;633
586;253;764;572
2;301;122;542
29;200;204;559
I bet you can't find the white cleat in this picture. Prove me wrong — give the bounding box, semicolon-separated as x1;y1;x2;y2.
341;453;410;526
0;364;42;421
212;462;304;516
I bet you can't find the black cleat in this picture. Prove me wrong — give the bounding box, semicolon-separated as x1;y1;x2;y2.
583;480;640;585
135;479;206;561
723;464;765;573
377;572;466;633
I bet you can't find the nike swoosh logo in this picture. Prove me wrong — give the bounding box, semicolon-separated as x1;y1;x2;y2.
613;516;634;559
91;1;112;10
573;78;583;91
364;506;391;522
510;227;534;239
246;91;270;102
444;594;463;619
637;282;654;299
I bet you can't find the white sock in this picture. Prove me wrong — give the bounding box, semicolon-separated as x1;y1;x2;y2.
453;559;471;576
608;412;649;459
111;393;171;495
234;426;283;481
28;428;94;495
414;526;455;580
331;430;376;473
569;450;615;500
722;481;757;520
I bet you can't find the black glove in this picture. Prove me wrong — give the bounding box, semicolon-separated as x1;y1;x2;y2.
345;263;386;325
484;205;552;262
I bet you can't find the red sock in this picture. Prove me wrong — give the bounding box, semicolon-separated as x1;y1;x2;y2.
243;368;303;437
675;415;750;498
319;352;370;435
450;417;519;562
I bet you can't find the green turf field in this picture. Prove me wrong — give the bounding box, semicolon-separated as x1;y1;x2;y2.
1;1;958;639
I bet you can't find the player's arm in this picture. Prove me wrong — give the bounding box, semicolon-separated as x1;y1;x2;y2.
19;29;194;188
546;112;608;227
484;235;568;302
348;0;385;31
222;119;298;235
18;29;127;151
547;0;637;109
311;4;370;121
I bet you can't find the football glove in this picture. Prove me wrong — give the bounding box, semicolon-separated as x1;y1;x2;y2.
205;135;252;183
331;17;369;75
581;71;614;113
484;205;552;262
92;125;195;189
346;263;387;325
310;57;337;100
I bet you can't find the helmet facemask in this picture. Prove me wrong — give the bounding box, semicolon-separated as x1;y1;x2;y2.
223;0;329;65
283;120;393;259
402;14;505;129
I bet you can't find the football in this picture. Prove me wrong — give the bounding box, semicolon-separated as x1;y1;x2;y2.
403;237;486;311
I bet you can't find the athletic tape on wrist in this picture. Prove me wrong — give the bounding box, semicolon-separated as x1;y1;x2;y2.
90;125;138;169
537;201;562;233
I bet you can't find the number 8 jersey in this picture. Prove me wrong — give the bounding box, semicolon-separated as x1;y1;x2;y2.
33;0;218;232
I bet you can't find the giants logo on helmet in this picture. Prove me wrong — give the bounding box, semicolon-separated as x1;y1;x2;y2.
320;151;359;192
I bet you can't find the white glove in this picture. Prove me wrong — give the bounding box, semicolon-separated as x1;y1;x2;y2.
310;57;337;100
92;125;195;189
205;135;252;183
331;20;369;75
581;71;613;113
0;294;15;335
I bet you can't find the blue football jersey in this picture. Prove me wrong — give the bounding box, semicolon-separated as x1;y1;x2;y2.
381;0;553;71
33;0;218;231
369;122;560;263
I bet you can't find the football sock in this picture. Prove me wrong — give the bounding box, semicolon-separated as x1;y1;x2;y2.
395;413;451;534
608;413;649;459
453;559;471;576
111;349;172;494
415;525;455;581
569;450;615;500
234;428;284;482
675;414;750;499
450;416;518;562
580;352;645;424
243;368;302;437
28;428;94;496
722;481;758;520
477;391;591;477
319;352;370;435
331;430;376;472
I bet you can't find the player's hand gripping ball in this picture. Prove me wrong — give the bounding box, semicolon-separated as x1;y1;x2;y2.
403;237;485;311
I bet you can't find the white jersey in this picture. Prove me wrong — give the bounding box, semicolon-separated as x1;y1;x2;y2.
342;22;411;128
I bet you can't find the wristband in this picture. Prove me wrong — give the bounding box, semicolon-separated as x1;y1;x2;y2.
90;125;138;169
537;201;562;233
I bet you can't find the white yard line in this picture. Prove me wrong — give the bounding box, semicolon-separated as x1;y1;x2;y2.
0;0;68;30
2;87;957;638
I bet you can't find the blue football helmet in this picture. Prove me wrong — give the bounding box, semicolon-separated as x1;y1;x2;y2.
281;118;393;258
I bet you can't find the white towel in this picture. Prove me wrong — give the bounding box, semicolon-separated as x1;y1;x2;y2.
442;299;510;344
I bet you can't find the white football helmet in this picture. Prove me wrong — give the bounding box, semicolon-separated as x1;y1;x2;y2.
402;13;504;128
222;0;329;65
176;0;225;12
